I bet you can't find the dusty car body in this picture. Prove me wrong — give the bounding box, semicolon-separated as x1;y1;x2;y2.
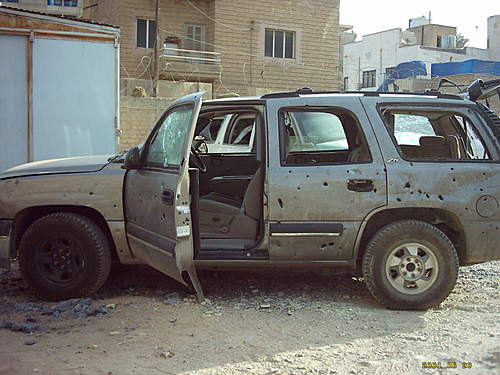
1;84;499;310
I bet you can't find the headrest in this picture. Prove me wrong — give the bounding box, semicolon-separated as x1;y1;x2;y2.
419;136;446;147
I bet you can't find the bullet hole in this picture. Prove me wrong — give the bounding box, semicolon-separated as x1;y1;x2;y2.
346;170;350;173
328;242;334;246
177;194;181;199
278;198;284;208
288;170;292;174
297;187;301;190
373;188;377;193
481;232;485;235
89;192;94;195
306;175;310;178
450;167;454;171
438;195;443;201
409;163;414;167
404;182;411;189
113;204;117;208
154;194;157;199
480;188;484;192
453;178;456;182
161;213;166;220
418;190;423;194
483;197;488;202
465;207;469;211
396;198;402;202
482;172;486;176
178;212;181;215
410;191;414;195
425;194;430;199
323;182;328;187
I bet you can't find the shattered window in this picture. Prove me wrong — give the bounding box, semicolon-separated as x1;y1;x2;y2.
146;105;194;168
382;109;493;161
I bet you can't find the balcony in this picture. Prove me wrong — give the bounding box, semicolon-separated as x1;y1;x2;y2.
159;47;221;81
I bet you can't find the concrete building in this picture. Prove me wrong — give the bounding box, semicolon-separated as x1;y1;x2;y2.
343;15;500;92
83;0;341;98
0;0;83;18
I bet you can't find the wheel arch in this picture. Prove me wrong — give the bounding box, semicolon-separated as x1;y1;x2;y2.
355;207;466;271
11;205;118;262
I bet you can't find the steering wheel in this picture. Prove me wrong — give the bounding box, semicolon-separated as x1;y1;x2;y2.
190;146;207;172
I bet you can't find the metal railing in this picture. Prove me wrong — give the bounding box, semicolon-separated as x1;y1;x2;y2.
161;47;221;65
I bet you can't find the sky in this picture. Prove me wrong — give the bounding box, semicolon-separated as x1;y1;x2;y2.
340;0;500;49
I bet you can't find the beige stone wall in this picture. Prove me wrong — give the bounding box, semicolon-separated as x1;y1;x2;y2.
120;78;212;98
408;24;456;48
86;0;340;98
119;96;173;151
116;0;213;80
212;0;340;96
83;0;119;26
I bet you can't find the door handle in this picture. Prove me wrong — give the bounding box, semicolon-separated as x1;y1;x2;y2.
347;179;374;192
162;189;174;205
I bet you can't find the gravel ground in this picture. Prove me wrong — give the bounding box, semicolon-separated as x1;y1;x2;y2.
0;261;498;375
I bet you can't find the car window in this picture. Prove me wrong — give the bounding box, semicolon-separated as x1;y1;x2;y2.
454;115;490;160
383;109;493;161
145;105;193;168
393;114;436;146
280;109;370;165
199;118;223;144
225;116;255;146
289;112;348;151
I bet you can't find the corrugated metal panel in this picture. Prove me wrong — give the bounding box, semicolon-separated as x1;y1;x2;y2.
32;38;116;160
0;34;28;171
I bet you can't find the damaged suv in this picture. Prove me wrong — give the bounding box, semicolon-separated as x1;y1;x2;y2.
1;81;499;310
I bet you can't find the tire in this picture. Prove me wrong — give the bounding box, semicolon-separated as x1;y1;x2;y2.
18;213;111;301
362;220;459;310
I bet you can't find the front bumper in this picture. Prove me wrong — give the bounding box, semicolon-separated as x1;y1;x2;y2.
0;220;13;269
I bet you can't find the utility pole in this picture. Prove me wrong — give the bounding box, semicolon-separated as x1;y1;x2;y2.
152;0;160;97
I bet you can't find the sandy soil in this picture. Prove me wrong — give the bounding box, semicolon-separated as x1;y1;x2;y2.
0;261;498;375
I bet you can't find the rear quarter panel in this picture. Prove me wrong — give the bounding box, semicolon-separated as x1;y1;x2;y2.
362;97;500;264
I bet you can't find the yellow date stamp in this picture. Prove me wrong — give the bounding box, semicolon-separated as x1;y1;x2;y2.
422;361;473;369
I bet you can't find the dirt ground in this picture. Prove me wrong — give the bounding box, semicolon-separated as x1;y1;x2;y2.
0;261;498;375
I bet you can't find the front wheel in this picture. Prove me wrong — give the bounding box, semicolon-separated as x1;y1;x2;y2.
18;212;111;301
362;220;459;310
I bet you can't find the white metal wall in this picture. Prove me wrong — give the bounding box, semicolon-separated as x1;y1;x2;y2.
32;38;117;161
0;34;28;172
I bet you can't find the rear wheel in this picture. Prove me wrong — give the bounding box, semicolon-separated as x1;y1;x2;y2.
362;220;458;310
18;212;111;301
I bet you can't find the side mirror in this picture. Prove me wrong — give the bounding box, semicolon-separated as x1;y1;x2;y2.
123;145;141;170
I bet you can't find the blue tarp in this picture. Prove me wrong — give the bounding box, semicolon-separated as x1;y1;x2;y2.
377;61;427;92
431;59;500;77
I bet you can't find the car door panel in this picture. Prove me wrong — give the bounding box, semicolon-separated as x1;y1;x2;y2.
124;92;204;292
198;154;259;196
266;96;388;261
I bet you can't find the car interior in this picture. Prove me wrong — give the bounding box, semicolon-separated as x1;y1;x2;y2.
382;109;491;160
189;108;264;253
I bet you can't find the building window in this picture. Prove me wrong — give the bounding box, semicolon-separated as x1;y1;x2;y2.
137;19;157;49
437;36;442;48
47;0;78;6
343;77;349;91
385;67;395;78
265;29;295;59
362;70;376;88
185;24;205;51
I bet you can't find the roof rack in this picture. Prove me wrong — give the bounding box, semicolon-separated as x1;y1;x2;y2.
261;88;464;100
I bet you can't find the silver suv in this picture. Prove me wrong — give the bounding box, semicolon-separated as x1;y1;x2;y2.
1;82;499;310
